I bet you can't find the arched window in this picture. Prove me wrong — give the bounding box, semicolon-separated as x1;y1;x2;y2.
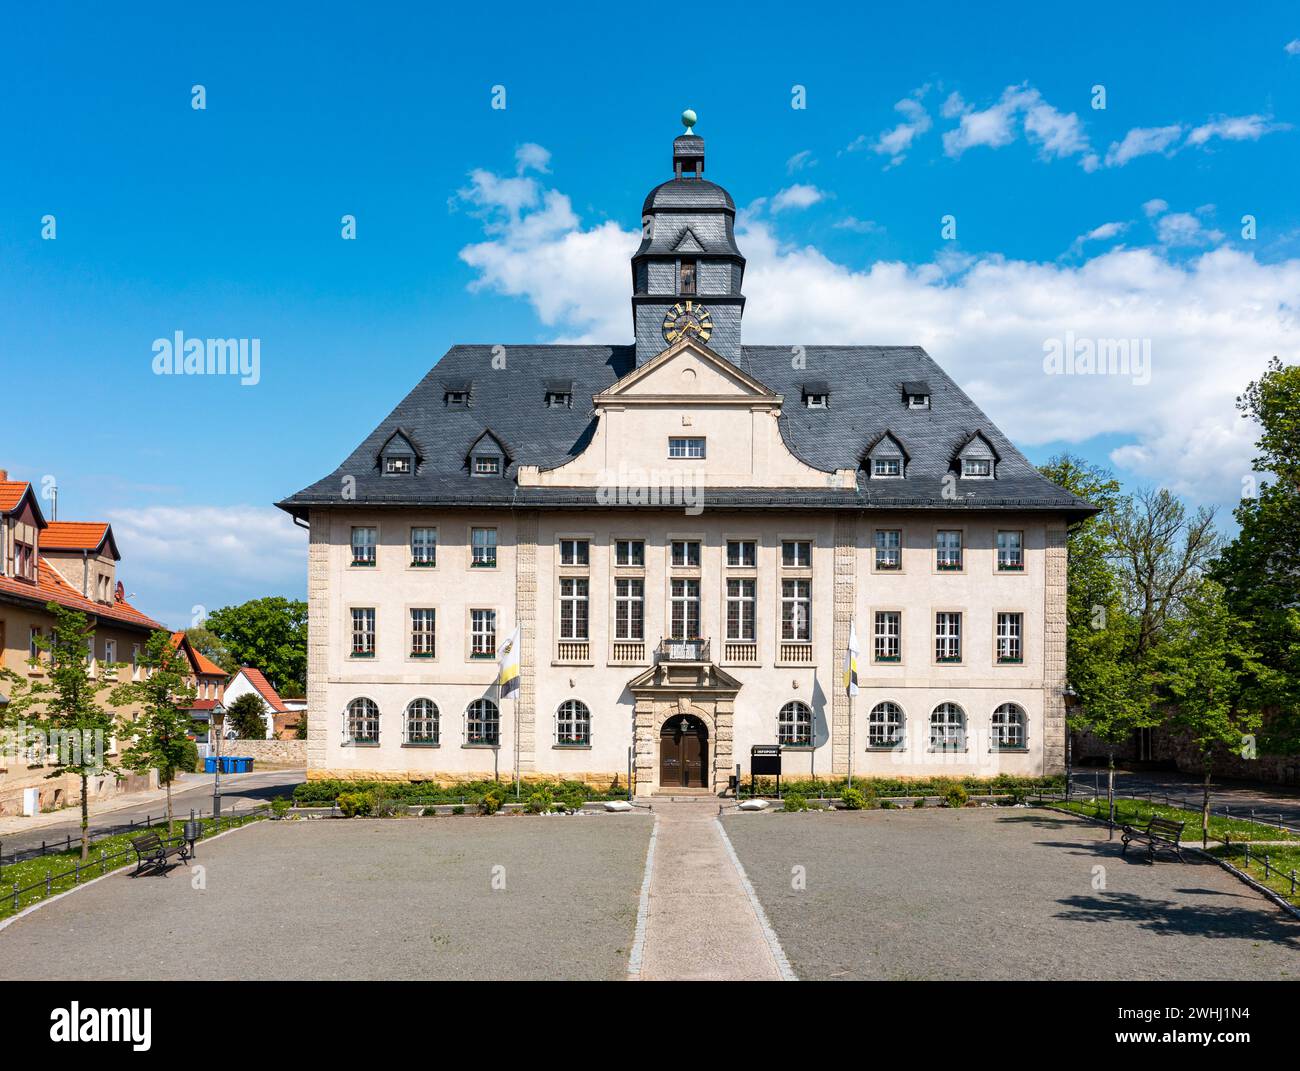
404;699;439;746
556;699;591;746
991;703;1027;750
345;698;379;744
929;702;965;751
868;701;905;749
778;701;812;747
466;698;500;746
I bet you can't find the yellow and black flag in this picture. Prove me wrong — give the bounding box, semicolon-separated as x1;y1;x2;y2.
844;619;859;697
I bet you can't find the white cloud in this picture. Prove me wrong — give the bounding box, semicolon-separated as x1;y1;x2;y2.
769;184;826;213
456;165;1300;506
940;91;966;119
108;505;306;628
1142;198;1169;218
1068;220;1129;255
1154;211;1225;247
834;216;883;234
1104;124;1184;167
941;84;1096;169
1186;114;1289;146
1285;38;1300;55
514;142;551;174
786;149;815;173
869;90;933;166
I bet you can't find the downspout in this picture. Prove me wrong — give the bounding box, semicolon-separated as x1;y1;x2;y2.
82;548;89;597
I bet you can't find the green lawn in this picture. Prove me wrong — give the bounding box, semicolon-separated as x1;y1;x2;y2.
0;810;265;920
1209;844;1300;906
1046;797;1300;844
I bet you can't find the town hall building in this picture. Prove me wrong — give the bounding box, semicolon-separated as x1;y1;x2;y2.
279;116;1094;796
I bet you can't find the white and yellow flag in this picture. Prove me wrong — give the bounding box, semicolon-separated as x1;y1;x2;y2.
844;619;859;697
497;625;521;699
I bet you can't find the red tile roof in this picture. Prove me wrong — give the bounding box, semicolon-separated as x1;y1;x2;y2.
239;667;287;713
0;480;30;513
0;558;162;631
167;631;229;679
41;521;111;552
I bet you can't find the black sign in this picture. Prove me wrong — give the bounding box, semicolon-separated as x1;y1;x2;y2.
751;744;782;775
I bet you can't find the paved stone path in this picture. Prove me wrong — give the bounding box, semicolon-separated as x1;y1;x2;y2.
634;800;791;981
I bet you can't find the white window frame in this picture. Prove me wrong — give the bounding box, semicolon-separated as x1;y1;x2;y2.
726;539;757;567
961;457;993;478
936;530;963;570
873;611;901;662
469;609;497;658
410;527;437;567
868;701;905;749
991;703;1028;750
473;455;501;476
670;577;701;640
410;608;436;658
874;529;902;570
781;578;811;642
996;612;1023;664
470;527;497;568
777;701;813;747
350;608;376;658
781;540;812;568
871;456;902;478
668;437;706;459
935;611;962;662
344;697;380;744
615;539;645;567
466;698;500;745
671;539;701;567
350;526;377;567
930;702;966;751
615;577;644;641
559;538;590;567
404;699;440;746
996;530;1023;571
559;577;590;641
555;699;591;747
726;577;756;642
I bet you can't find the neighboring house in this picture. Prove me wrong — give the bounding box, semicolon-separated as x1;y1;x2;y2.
277;120;1095;797
168;632;228;754
0;471;165;815
221;667;304;739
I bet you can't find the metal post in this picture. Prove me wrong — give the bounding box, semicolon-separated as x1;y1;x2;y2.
627;746;633;802
213;711;223;819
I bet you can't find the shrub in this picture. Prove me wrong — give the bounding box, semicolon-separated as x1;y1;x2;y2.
782;792;808;813
526;789;554;814
912;796;926;808
337;791;373;818
840;787;866;810
944;785;970;809
451;805;465;816
421;806;438;816
880;799;895;810
270;797;292;819
372;796;401;818
480;791;503;816
558;789;586;813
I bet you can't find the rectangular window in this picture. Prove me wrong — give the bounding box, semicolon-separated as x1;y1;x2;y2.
962;457;993;477
615;539;644;567
559;539;589;566
471;527;497;568
545;390;571;408
781;540;812;568
997;530;1024;571
559;578;590;641
873;611;901;662
726;578;756;642
104;639;116;665
935;612;962;662
473;455;501;476
997;612;1023;663
726;540;757;567
671;540;701;567
872;457;902;477
351;608;376;658
670;578;701;640
410;608;436;658
470;609;496;658
936;530;963;570
615;578;644;640
131;643;141;680
781;579;811;642
350;527;376;567
668;437;706;459
410;527;437;567
29;626;41;662
679;260;697;295
874;529;901;570
804;393;828;409
385;456;411;474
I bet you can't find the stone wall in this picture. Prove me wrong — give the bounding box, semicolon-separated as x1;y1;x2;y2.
219;739;307;766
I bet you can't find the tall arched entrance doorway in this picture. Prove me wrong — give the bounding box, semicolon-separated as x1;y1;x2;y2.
659;713;709;789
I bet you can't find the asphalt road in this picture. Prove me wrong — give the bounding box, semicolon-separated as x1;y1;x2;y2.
0;769;305;856
1068;768;1300;827
0;813;654;980
723;807;1299;981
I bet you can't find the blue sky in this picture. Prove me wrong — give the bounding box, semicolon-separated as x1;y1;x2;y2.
2;2;1298;626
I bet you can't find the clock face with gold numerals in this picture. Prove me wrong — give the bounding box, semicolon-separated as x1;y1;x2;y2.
661;301;713;345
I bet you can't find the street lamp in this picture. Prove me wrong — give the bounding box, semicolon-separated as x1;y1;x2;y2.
211;702;225;819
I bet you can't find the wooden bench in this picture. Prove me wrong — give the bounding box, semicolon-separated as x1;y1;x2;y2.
130;832;191;875
1120;816;1186;863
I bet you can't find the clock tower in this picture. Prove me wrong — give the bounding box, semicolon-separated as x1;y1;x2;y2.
632;111;746;365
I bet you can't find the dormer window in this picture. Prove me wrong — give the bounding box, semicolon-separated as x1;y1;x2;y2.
872;457;902;478
956;432;998;479
961;458;992;478
545;390;571;408
378;429;421;476
385;456;412;475
902;380;931;409
444;390;467;406
866;432;907;479
801;380;830;409
473;455;501;476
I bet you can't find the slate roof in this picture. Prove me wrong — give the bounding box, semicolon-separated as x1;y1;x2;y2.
277;344;1095;519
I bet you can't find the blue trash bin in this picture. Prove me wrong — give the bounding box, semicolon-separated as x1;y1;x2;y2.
219;756;235;774
204;756;217;773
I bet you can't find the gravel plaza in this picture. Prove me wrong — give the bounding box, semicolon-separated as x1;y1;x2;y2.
721;807;1300;981
0;806;1296;982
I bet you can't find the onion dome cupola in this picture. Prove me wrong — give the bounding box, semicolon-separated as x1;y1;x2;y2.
632;110;746;365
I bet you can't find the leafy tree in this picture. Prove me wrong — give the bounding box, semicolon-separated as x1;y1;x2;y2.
226;692;269;740
184;626;237;675
1039;455;1153;821
0;604;121;860
204;597;307;694
1156;579;1263;847
1212;357;1300;751
110;629;198;837
295;711;308;740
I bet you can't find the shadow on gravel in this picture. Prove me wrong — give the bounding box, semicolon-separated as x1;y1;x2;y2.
1054;891;1300;945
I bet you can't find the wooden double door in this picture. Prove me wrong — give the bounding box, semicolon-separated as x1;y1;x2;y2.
660;714;709;789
